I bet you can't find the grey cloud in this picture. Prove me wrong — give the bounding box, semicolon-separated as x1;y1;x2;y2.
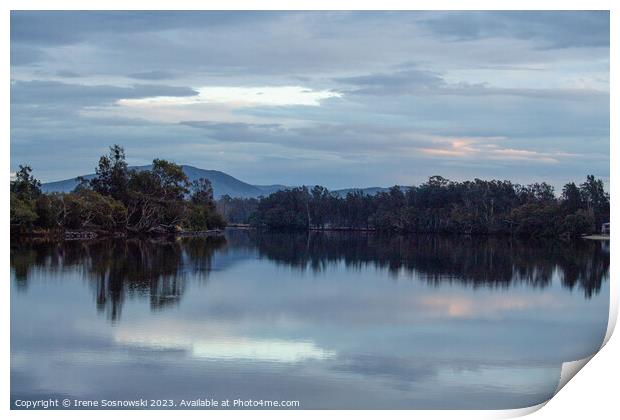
128;70;176;80
10;11;609;79
179;121;283;141
180;120;410;154
10;11;268;47
10;46;46;66
335;67;444;95
11;80;198;107
436;84;609;99
335;66;607;99
56;70;81;78
420;11;609;49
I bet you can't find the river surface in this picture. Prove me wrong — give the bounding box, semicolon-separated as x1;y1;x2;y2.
10;230;609;409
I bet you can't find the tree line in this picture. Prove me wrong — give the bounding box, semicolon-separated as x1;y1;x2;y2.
10;145;225;235
218;175;609;238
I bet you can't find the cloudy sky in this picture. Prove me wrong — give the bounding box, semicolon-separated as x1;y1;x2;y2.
10;11;609;189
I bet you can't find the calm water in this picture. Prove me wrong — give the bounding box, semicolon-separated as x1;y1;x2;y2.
11;231;609;409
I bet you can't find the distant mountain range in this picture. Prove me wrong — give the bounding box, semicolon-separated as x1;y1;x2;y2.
40;165;391;199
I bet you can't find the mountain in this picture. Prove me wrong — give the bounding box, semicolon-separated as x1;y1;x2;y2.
41;174;96;194
41;165;289;199
177;165;274;198
40;165;391;199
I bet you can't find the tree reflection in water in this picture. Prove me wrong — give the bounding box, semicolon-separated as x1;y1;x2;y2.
11;231;608;322
230;230;609;298
10;236;226;321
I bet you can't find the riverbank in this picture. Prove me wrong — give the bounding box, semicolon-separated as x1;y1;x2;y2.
12;228;226;241
225;224;377;232
226;225;607;240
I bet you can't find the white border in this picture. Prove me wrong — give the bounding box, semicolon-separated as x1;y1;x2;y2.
2;1;617;419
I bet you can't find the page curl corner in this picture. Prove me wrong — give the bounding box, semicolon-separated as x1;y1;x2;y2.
554;355;595;396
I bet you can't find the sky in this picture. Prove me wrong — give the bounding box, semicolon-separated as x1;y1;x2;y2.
10;11;609;190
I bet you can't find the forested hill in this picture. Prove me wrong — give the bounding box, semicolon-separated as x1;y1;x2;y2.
41;165;286;199
41;166;393;199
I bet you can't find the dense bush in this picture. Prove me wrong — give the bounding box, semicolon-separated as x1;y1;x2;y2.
59;190;127;231
10;192;38;228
